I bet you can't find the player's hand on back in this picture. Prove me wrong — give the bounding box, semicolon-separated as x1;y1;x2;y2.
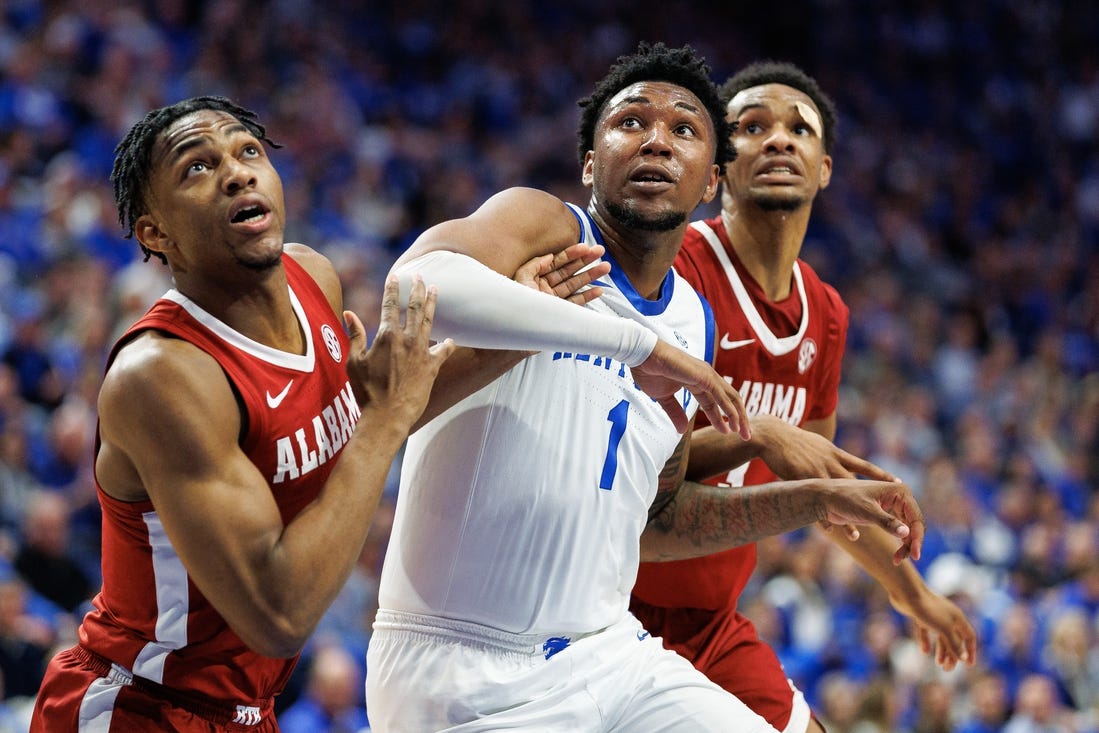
344;274;456;429
632;340;751;438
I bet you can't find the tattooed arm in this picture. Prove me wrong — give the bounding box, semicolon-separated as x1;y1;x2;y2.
640;446;925;563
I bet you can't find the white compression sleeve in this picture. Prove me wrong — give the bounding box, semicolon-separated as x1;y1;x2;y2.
391;250;659;366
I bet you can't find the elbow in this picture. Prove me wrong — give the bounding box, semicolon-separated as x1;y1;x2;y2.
234;614;313;659
252;635;308;660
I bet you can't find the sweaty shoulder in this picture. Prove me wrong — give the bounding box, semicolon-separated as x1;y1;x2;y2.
461;187;576;246
401;187;580;274
477;186;569;214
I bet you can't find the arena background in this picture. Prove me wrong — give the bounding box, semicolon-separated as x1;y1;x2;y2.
0;1;1096;730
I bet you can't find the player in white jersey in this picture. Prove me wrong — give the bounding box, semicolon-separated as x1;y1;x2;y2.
366;43;925;732
381;203;715;636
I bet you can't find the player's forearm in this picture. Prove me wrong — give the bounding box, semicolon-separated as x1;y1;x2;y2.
392;251;657;365
684;417;786;481
640;479;826;561
827;522;927;606
243;415;407;657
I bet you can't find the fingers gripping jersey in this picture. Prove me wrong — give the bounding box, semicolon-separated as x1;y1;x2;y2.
633;216;848;611
378;204;716;636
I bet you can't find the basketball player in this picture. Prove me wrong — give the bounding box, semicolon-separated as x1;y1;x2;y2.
31;96;477;731
631;61;978;733
365;44;924;733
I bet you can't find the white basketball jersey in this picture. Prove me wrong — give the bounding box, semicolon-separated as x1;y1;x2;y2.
378;204;716;636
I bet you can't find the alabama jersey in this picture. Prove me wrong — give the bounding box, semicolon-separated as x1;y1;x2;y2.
632;215;848;611
376;203;715;636
78;254;357;703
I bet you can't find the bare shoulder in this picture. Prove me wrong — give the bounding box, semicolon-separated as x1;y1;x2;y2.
283;242;337;286
402;187;580;272
99;332;238;440
283;242;342;315
476;187;571;217
97;332;241;500
475;188;580;238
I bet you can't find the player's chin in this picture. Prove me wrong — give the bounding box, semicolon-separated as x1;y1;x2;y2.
235;244;284;272
752;190;806;212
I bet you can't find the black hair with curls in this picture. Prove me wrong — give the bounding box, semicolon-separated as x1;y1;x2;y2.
110;96;281;264
719;60;839;155
576;42;734;174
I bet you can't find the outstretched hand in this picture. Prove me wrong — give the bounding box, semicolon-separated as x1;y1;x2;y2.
755;419;975;669
513;242;611;304
344;274;456;428
632;340;751;439
896;594;978;671
817;479;925;564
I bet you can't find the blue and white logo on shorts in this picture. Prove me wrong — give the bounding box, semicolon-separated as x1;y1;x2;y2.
543;636;571;660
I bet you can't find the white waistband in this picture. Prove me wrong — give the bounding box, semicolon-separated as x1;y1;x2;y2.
373;609;607;659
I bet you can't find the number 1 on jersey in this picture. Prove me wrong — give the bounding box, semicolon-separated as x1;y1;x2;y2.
599;400;629;490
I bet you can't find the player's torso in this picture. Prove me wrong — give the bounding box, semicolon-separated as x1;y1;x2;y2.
679;217;846;485
632;217;847;612
84;256;355;701
380;205;714;636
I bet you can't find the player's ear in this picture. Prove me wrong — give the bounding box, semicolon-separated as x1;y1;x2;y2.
701;164;720;204
135;214;175;256
581;151;595;189
818;154;833;191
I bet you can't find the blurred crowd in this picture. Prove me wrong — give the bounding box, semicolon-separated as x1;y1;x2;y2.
0;1;1096;731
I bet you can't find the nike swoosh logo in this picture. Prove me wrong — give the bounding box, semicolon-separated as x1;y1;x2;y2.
719;335;756;350
266;380;294;408
636;629;651;641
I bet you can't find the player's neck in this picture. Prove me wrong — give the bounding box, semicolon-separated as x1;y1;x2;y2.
594;214;684;301
174;265;305;354
721;206;807;301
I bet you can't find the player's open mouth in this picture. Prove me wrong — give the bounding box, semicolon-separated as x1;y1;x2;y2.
631;166;674;184
231;205;268;223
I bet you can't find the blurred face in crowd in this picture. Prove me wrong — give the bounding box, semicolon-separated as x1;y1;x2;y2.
969;672;1007;723
584;81;719;234
135;110;287;275
723;83;832;212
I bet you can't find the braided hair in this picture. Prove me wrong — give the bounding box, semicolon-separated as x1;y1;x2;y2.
110;96;280;264
576;42;734;175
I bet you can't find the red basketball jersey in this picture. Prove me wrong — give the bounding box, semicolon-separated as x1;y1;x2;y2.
79;254;358;703
632;216;848;610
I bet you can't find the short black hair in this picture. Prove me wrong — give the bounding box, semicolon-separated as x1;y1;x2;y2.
110;96;280;264
576;42;734;174
720;61;838;155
